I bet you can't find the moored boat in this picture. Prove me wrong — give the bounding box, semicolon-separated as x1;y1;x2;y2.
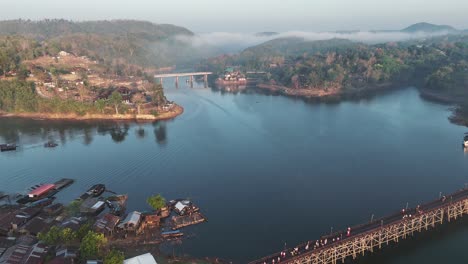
464;133;468;147
161;229;184;238
86;184;106;197
44;141;58;148
0;144;17;152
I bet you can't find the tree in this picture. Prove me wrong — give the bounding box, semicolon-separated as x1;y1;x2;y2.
103;249;125;264
131;93;146;115
37;226;61;245
66;200;82;217
95;99;107;114
60;228;77;245
76;223;92;241
80;231;107;260
146;194;166;210
149;84;166;106
109;91;122;115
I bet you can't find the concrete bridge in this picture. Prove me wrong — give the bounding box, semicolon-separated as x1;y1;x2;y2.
250;187;468;264
154;72;213;87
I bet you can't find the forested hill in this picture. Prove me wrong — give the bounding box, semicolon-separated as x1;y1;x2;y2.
241;38;358;61
401;22;457;33
0;19;196;67
0;19;193;40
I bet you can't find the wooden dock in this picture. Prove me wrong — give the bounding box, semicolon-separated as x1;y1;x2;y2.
250;187;468;264
171;212;207;230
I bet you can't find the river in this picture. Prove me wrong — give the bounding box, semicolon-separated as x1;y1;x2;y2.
1;80;467;263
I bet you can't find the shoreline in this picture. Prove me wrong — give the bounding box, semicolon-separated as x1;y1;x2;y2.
0;104;184;122
418;88;464;105
257;83;468;127
256;82;400;101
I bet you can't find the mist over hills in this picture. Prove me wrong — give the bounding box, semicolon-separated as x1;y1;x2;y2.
0;19;465;68
0;19;204;68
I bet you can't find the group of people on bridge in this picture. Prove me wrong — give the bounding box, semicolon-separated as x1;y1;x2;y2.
252;188;468;264
259;228;353;264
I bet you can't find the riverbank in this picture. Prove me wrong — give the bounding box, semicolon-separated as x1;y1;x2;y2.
256;83;339;98
256;82;401;101
418;88;464;105
0;104;184;122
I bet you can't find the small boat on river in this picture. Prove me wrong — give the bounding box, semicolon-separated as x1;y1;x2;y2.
80;184;106;200
44;141;58;148
161;230;184;238
0;144;17;152
464;133;468;147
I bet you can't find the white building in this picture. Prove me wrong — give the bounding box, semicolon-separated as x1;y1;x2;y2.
124;253;157;264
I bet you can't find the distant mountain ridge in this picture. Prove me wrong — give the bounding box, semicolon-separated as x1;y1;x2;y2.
401;22;457;33
0;19;193;40
255;32;279;37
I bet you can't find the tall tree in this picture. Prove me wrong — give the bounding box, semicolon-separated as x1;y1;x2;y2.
103;250;125;264
109;91;122;115
79;231;107;260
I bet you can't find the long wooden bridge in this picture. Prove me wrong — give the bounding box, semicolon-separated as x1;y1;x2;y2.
154;72;213;86
249;187;468;264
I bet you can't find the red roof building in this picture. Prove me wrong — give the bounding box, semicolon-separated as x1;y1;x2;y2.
28;184;55;198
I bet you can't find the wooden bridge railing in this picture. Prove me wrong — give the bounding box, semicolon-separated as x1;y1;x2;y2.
250;188;468;264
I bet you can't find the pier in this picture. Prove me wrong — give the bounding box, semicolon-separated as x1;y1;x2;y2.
250;187;468;264
154;72;213;88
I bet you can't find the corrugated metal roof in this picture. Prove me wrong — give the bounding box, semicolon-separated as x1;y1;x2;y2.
28;184;55;197
91;201;105;210
124;253;157;264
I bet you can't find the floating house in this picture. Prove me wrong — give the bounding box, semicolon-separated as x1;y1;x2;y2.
94;213;120;236
118;211;142;232
80;198;105;215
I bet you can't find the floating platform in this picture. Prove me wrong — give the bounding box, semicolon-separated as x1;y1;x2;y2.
16;178;74;204
171;212;207;230
54;178;75;190
161;230;184;238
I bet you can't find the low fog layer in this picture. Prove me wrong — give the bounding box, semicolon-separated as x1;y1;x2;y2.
176;30;457;53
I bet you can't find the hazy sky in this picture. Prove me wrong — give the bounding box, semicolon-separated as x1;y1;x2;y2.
2;0;468;32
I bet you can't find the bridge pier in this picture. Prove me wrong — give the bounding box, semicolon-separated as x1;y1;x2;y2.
159;77;163;85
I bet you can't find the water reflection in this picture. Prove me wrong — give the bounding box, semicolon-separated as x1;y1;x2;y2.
153;121;167;144
136;127;146;139
0;118;167;146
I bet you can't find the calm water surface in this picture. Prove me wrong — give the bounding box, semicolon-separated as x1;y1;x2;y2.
1;80;467;263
